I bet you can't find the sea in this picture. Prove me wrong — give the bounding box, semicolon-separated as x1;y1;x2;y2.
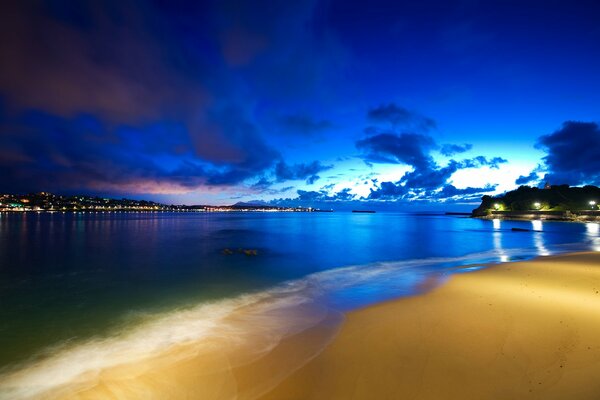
0;211;598;398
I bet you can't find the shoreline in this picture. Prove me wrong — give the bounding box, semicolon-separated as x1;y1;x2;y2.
472;211;600;222
260;252;600;399
2;252;600;399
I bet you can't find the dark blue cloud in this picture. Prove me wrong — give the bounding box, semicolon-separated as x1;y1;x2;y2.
367;103;436;131
459;156;507;170
436;184;497;198
367;181;408;200
356;114;507;201
356;133;436;168
536;121;600;186
515;171;540;185
274;161;332;184
440;143;472;156
369;180;498;202
251;177;274;190
371;155;505;199
278;115;332;136
270;187;356;207
0;110;279;194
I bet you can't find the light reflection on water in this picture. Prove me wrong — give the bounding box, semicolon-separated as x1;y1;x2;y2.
586;222;600;251
531;220;550;256
492;218;501;230
492;219;509;262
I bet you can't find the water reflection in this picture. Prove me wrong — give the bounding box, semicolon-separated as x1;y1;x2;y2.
586;223;600;251
532;220;550;256
492;219;509;262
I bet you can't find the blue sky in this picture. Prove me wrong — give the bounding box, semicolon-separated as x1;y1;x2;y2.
0;0;599;210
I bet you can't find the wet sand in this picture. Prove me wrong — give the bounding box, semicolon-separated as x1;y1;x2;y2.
260;252;600;400
5;253;600;399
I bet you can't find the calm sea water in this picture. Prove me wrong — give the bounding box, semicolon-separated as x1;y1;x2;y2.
0;211;598;380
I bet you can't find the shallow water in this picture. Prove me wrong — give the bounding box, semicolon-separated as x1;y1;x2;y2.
0;212;598;398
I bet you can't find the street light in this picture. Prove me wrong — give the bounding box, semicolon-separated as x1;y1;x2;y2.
590;201;597;210
533;202;541;210
493;203;500;210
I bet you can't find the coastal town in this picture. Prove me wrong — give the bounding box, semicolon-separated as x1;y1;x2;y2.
0;192;314;213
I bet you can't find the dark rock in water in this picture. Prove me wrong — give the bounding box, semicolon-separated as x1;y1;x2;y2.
222;248;258;256
511;227;530;232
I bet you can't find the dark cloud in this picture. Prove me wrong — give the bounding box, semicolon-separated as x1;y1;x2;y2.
197;107;280;183
515;171;540;185
277;186;295;193
355;118;507;202
367;103;436;131
367;181;409;200
370;155;505;199
0;1;337;123
435;184;497;198
0;2;209;124
278;115;332;136
459;156;507;170
274;161;332;185
356;133;437;168
369;180;497;202
306;175;321;185
0;1;339;195
251;177;274;190
440;143;472;156
356;127;506;201
536;121;600;186
270;187;356;207
320;183;337;190
0;111;279;194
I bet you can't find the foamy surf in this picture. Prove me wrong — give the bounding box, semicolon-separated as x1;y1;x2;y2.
0;241;595;399
0;287;341;400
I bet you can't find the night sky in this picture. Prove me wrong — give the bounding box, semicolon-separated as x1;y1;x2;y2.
1;0;599;210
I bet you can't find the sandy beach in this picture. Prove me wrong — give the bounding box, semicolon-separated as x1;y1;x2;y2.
260;252;600;400
4;252;600;400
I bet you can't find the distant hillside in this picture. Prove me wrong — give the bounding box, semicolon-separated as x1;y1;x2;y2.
472;185;600;216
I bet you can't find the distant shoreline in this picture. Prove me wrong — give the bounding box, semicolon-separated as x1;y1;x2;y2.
0;208;318;213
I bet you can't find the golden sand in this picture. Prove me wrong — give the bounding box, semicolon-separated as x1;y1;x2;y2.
260;252;600;399
11;252;600;399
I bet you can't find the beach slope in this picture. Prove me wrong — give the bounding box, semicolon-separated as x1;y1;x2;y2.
260;253;600;400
